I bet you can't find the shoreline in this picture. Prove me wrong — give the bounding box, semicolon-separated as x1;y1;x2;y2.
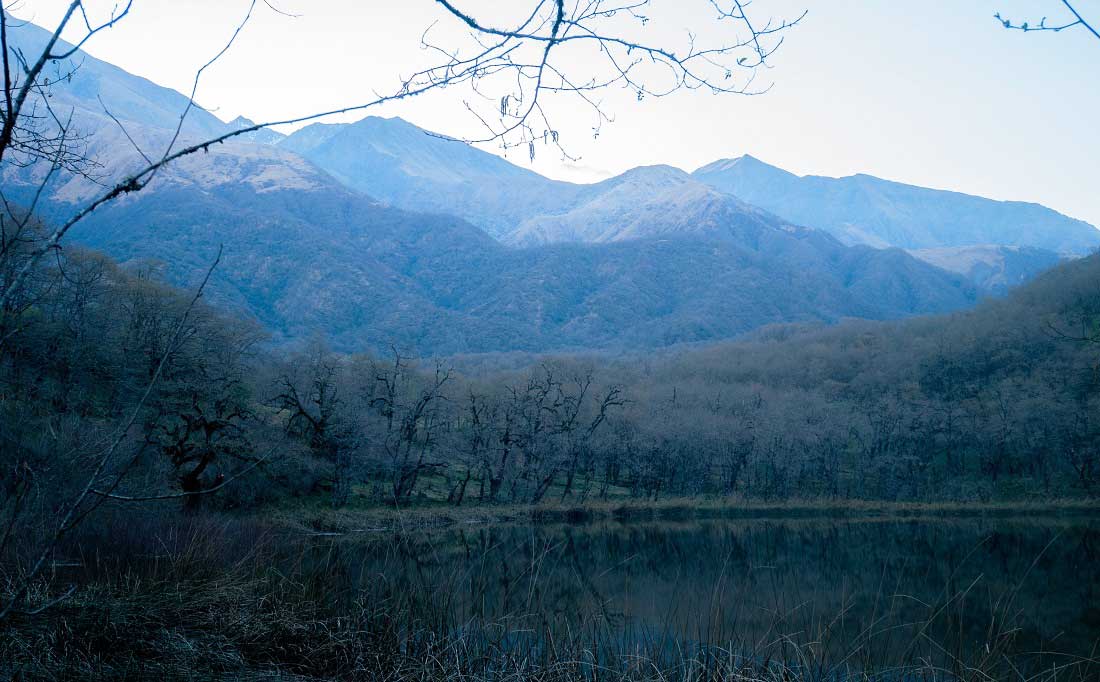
264;497;1100;535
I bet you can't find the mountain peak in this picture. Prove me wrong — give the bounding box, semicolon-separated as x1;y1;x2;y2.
229;115;257;128
733;153;766;165
277;121;346;154
695;155;788;176
224;115;285;145
613;164;692;185
277;113;581;237
357;114;418;127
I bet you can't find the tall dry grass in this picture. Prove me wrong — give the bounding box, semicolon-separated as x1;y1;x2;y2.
2;510;1097;681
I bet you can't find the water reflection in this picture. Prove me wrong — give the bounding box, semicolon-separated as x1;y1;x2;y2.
308;517;1100;675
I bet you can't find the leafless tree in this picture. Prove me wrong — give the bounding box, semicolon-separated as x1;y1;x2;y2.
479;389;519;503
0;0;122;173
509;365;562;503
555;373;624;501
275;346;356;507
449;390;491;506
368;350;453;505
419;1;805;158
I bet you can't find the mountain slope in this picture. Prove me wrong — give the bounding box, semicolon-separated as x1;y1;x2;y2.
10;130;979;355
2;19;977;355
908;245;1064;295
6;21;229;140
280;116;587;238
693;156;1100;255
504;165;785;247
284;114;1099;271
9;132;970;356
60;188;975;354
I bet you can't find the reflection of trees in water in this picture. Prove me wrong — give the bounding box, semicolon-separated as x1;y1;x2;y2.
300;519;1100;672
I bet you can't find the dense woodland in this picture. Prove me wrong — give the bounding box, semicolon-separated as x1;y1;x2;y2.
3;226;1098;542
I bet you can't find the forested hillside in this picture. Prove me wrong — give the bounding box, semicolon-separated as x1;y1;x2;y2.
61;182;984;354
909;244;1065;294
4;235;1096;518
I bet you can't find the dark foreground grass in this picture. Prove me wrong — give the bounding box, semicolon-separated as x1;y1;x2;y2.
3;511;1099;681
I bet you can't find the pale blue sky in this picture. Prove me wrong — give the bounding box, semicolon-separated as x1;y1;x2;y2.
13;0;1100;226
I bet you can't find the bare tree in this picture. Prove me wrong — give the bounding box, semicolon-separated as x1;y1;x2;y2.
275;346;356;507
0;0;126;172
450;389;491;506
370;353;452;505
557;373;624;501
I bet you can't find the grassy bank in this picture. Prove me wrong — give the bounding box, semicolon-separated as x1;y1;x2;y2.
266;495;1100;534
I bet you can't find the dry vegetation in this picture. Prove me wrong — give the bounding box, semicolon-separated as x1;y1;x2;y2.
5;511;1099;681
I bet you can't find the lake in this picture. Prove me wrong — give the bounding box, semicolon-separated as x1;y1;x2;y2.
306;515;1100;679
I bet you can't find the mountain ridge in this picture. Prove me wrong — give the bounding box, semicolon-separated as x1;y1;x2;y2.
5;20;230;140
504;166;802;248
281;111;1098;269
693;155;1100;255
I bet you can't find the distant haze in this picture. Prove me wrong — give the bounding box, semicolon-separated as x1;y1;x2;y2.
11;0;1100;227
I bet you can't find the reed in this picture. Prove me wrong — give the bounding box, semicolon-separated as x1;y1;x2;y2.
2;510;1097;681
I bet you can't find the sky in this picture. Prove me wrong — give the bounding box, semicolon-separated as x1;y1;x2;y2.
10;0;1100;226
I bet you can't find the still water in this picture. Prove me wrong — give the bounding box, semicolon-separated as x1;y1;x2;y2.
313;516;1100;676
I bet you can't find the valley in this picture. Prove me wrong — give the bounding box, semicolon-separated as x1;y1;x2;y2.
2;5;1099;682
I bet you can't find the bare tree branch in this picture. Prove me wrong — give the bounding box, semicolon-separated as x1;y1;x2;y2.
995;1;1100;41
90;448;275;502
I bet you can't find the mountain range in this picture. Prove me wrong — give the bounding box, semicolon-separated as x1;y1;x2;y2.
274;114;1095;293
277;115;1099;260
5;20;1097;356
